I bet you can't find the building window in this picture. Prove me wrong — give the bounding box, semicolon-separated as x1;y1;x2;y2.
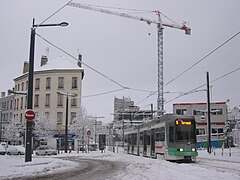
58;77;64;89
193;110;204;116
211;109;223;115
25;96;27;108
46;77;51;90
16;99;19;109
35;78;40;90
20;113;23;124
70;112;76;124
176;109;187;115
197;128;205;135
10;100;13;109
21;82;24;91
34;94;39;107
57;93;63;106
45;94;50;107
71;97;77;107
20;97;23;109
26;81;28;90
57;112;63;125
72;77;78;89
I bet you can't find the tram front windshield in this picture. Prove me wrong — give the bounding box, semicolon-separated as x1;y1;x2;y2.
175;119;196;143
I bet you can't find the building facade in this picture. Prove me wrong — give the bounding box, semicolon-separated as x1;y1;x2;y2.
12;55;84;138
173;102;227;135
0;92;15;142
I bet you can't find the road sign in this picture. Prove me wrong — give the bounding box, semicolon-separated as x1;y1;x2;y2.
87;130;91;136
25;109;35;121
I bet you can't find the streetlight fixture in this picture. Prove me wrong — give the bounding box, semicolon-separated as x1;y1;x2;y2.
57;92;77;153
25;19;68;162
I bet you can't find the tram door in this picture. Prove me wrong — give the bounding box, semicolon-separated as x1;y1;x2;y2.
143;131;147;155
151;129;155;156
127;135;131;153
131;134;134;153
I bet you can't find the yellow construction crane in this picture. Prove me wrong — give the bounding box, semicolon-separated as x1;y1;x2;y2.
67;1;191;116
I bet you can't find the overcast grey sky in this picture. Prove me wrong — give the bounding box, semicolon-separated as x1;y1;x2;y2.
1;0;240;122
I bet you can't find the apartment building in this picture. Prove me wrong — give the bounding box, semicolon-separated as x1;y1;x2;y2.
0;92;15;142
13;55;84;134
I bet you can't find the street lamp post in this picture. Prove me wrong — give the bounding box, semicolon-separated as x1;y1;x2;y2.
57;92;77;153
25;19;68;162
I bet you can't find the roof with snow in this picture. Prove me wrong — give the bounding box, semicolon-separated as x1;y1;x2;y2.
35;56;83;71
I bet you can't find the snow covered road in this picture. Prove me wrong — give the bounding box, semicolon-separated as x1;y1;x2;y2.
0;147;239;180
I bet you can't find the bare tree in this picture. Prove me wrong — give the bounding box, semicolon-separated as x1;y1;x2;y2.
34;112;54;138
4;118;22;144
69;106;94;142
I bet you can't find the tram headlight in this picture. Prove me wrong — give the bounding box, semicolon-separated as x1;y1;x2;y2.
192;148;196;152
179;148;183;152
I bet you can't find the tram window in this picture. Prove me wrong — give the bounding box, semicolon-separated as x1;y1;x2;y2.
124;136;128;143
140;133;143;145
176;131;189;141
175;121;197;142
159;127;165;141
146;131;151;145
155;128;159;141
169;126;174;142
133;133;137;145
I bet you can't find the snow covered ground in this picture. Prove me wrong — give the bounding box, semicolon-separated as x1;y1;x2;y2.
0;147;239;180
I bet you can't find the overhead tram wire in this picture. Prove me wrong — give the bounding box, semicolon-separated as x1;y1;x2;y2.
36;33;157;96
165;65;240;104
32;1;161;98
36;33;127;89
36;0;73;28
136;31;240;105
164;31;240;87
82;88;125;98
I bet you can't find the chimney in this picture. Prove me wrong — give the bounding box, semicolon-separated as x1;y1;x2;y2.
1;92;5;98
77;53;82;67
41;55;48;66
23;61;29;74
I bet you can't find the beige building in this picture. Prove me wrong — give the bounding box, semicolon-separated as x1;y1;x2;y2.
173;102;227;135
12;55;84;133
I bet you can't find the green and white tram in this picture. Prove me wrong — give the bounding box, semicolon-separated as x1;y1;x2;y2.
124;114;198;162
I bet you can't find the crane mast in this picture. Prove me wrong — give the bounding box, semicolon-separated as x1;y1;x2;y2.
67;2;191;116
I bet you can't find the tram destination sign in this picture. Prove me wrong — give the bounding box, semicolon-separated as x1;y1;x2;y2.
175;119;191;125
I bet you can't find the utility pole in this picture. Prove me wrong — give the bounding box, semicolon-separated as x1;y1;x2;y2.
206;72;212;154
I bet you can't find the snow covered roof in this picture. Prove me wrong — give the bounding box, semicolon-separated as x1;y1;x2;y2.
35;56;83;72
